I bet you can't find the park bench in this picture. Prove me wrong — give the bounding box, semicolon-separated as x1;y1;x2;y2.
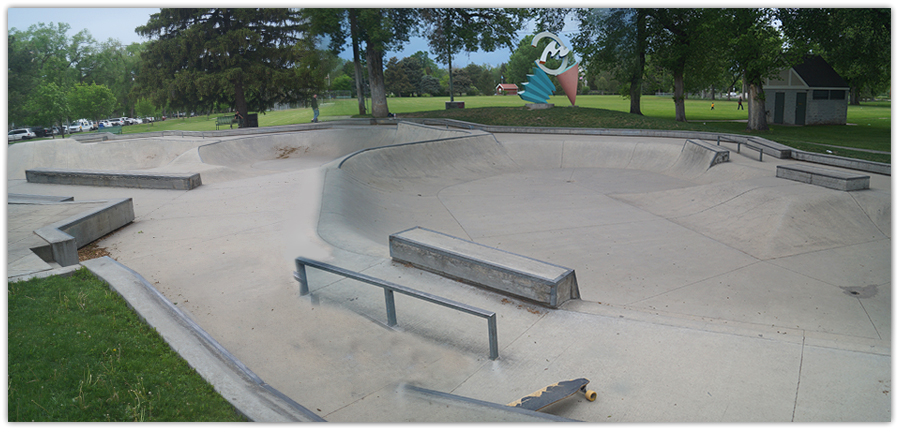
389;226;580;308
216;116;236;130
98;125;122;134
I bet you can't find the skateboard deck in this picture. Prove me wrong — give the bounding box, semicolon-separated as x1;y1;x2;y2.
507;378;597;411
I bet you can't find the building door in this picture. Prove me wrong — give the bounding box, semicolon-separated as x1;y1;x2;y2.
795;92;807;125
774;92;785;124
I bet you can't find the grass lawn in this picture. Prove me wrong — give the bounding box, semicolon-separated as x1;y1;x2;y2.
73;94;887;163
7;268;247;422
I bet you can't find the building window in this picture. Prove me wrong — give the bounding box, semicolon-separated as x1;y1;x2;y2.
813;90;829;100
830;90;846;100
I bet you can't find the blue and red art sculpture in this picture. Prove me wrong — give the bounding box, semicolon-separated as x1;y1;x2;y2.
518;31;580;106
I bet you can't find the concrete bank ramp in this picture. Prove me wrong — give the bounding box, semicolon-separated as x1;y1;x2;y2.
319;131;752;255
6;137;211;180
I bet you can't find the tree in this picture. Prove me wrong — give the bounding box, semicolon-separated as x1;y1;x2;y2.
644;9;725;122
306;8;418;117
725;8;792;131
575;8;649;115
419;75;442;96
68;82;117;123
136;8;325;122
135;98;158;121
27;82;70;137
420;8;532;102
384;57;416;97
8;23;97;127
778;8;891;104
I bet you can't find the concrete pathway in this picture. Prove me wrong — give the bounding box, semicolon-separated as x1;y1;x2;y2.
5;123;891;422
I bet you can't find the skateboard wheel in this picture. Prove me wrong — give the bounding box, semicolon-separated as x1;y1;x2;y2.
585;390;597;402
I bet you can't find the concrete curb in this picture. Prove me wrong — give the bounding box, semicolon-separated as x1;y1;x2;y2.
80;256;325;422
78;117;888;175
32;198;135;267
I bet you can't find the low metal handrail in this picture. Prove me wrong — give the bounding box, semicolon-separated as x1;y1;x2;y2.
293;256;499;360
718;135;763;161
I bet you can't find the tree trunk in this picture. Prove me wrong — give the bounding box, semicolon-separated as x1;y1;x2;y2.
673;68;686;122
630;10;646;116
746;81;768;131
349;10;366;115
234;79;248;126
365;40;389;118
448;54;454;102
849;85;861;105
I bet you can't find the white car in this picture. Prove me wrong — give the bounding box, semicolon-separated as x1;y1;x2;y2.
128;117;142;124
67;123;84;133
8;128;36;141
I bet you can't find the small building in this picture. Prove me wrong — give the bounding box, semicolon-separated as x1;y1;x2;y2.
496;83;519;95
763;55;850;125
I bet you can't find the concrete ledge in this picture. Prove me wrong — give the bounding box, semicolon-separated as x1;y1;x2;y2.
32;198;135;267
80;257;324;422
791;150;890;176
26;167;202;190
776;164;870;191
389;227;580;308
525;103;555;110
7;193;74;203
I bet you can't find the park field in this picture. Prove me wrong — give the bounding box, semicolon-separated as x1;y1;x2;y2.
117;94;890;163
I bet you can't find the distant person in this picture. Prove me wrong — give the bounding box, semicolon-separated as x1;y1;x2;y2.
234;110;244;128
311;94;319;123
710;102;715;110
737;96;744;110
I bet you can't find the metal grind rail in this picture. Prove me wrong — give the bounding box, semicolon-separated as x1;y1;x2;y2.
293;256;500;360
718;135;764;161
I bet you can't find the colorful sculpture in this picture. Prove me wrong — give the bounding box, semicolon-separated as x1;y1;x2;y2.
518;31;580;106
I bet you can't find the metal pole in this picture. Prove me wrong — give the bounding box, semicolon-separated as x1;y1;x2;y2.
384;288;397;326
296;262;310;296
487;314;499;360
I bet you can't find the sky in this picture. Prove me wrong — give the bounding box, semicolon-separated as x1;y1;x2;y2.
6;4;579;69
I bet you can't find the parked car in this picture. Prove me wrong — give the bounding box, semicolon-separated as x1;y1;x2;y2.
8;128;36;141
67;122;84;133
30;126;52;137
111;117;130;126
128;117;142;125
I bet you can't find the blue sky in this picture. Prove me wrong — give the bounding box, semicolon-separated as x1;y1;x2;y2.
6;6;579;68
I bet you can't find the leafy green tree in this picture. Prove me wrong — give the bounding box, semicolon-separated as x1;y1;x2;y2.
384;57;416;97
725;8;792;131
84;40;144;117
135;8;325;122
575;8;649;114
135;98;158;120
644;8;726;122
68;82;117;123
306;8;418;117
8;23;97;127
420;8;532;102
331;74;354;91
778;8;891;104
419;75;442;96
27;82;70;137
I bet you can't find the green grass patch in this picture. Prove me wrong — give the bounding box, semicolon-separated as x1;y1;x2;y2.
101;94;888;164
7;268;246;422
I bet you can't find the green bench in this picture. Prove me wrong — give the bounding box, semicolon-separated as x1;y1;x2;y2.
216;116;236;130
98;125;122;134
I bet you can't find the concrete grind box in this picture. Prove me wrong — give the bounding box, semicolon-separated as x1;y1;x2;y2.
389;227;580;308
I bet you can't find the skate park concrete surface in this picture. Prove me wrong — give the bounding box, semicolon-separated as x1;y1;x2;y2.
5;121;891;422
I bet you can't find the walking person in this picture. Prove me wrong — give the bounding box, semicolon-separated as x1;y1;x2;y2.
311;94;319;123
710;102;715;110
737;96;744;110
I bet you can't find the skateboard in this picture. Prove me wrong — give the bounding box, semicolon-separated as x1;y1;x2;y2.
507;378;597;411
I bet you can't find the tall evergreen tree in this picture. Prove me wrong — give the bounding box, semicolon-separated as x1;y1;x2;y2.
135;8;325;120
